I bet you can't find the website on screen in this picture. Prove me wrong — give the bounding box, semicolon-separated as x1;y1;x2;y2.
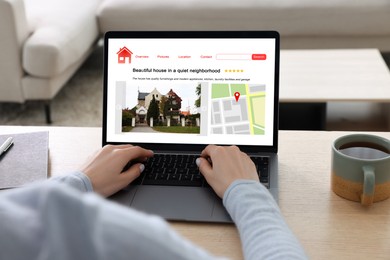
106;38;276;146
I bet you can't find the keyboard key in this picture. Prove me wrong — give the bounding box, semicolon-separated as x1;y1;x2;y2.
168;174;179;180
250;156;270;187
177;168;188;175
165;168;176;174
181;174;191;181
156;173;168;180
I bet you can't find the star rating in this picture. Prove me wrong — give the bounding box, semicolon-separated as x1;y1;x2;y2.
224;69;244;73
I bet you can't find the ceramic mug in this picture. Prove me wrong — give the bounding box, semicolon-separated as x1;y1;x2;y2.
331;134;390;206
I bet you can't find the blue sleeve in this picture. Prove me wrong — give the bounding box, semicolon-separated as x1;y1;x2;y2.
0;180;226;260
0;173;306;260
49;171;93;192
223;180;308;260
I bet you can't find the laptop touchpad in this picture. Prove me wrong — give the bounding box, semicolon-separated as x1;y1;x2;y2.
131;186;215;221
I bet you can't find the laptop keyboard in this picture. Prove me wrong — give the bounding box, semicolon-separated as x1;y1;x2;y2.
128;154;270;188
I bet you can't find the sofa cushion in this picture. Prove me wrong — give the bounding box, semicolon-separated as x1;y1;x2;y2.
97;0;390;36
23;0;102;78
0;0;29;102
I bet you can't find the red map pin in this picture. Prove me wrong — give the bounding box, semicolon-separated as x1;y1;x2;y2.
234;92;240;102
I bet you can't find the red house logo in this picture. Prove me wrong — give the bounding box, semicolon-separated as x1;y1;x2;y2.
117;46;133;64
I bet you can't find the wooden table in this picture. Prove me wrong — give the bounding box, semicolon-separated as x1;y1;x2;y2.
2;125;390;259
280;49;390;102
279;49;390;130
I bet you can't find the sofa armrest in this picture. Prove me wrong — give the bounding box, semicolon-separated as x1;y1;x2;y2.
0;0;29;102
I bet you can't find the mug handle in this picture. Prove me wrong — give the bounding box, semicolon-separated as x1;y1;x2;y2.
361;165;375;206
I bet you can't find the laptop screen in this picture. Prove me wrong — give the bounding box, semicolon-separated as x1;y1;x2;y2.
103;31;279;153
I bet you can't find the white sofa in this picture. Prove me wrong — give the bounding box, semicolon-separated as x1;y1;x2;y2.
97;0;390;51
1;0;390;123
0;0;101;123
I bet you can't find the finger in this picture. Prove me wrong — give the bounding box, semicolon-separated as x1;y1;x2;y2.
123;146;154;161
103;144;133;152
113;144;134;149
196;157;213;178
200;144;217;158
228;145;241;152
120;163;144;183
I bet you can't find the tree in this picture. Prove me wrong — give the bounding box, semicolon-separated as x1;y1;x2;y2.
147;95;159;125
160;95;167;117
195;84;201;107
122;109;133;126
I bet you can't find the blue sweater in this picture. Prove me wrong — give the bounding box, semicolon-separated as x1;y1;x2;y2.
0;172;307;260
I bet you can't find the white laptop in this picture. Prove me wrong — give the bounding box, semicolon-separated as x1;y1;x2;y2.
103;31;280;223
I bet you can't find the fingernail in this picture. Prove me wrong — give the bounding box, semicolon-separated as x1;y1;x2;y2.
196;158;201;167
139;164;145;173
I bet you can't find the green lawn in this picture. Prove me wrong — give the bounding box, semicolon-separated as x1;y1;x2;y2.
122;126;134;132
153;126;200;134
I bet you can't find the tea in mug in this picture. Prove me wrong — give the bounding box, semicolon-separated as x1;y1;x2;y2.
339;142;390;160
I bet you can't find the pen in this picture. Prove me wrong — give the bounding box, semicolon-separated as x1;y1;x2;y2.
0;137;14;157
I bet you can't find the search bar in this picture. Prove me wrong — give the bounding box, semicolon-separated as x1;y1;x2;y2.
216;54;266;60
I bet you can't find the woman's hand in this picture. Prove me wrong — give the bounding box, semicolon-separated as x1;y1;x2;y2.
80;145;153;197
197;145;259;198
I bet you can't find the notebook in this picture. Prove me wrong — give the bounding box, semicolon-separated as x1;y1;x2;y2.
103;31;280;223
0;132;49;189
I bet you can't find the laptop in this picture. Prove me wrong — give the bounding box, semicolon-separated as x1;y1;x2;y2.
103;31;280;223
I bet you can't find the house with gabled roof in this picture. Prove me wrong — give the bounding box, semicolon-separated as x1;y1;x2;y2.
137;91;149;107
117;46;132;63
145;88;162;108
134;88;183;125
135;105;147;124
